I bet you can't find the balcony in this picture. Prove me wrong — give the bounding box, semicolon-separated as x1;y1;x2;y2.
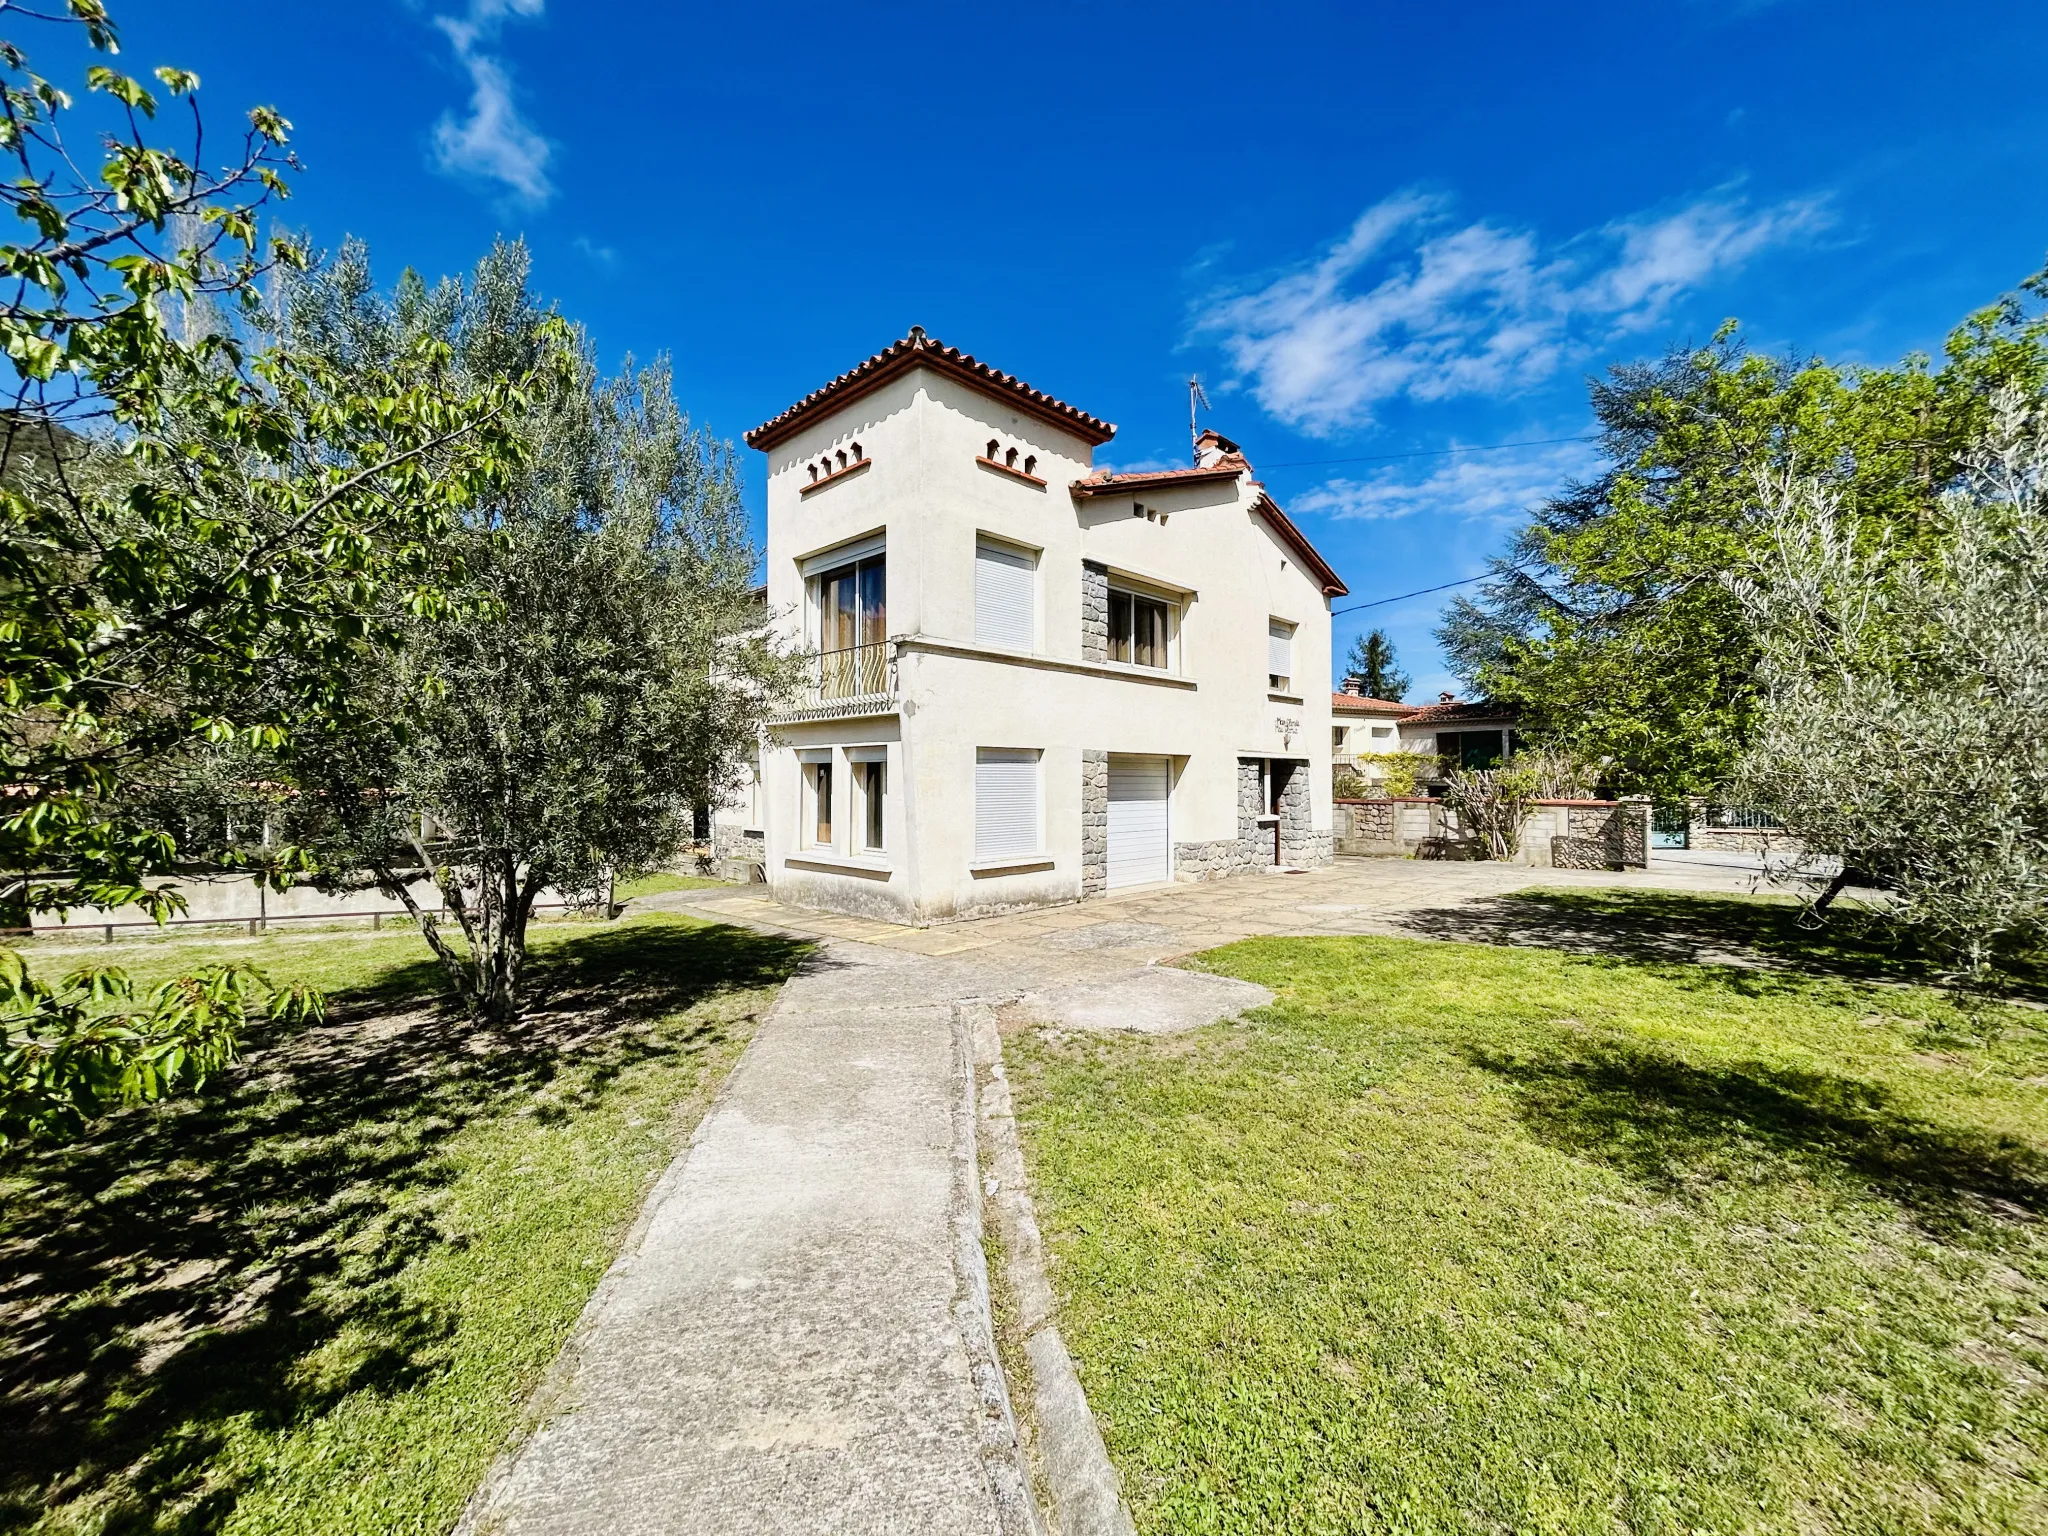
773;642;894;723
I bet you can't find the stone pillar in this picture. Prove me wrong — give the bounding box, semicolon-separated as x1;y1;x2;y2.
1237;757;1267;867
1276;760;1331;867
1081;560;1109;662
1080;749;1108;898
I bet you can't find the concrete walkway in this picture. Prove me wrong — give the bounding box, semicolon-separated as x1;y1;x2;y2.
462;855;1815;1533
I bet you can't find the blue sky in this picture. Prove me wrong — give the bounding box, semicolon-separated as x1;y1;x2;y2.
117;0;2048;698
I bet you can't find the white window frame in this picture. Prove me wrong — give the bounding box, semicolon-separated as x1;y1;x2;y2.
974;747;1043;862
847;744;888;854
974;534;1040;652
801;533;887;651
1268;618;1296;693
797;748;835;851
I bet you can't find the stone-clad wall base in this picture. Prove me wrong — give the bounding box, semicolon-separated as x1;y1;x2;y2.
1080;749;1109;899
1174;838;1263;882
1281;831;1334;869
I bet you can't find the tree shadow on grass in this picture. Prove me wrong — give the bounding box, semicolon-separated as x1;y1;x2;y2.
0;918;810;1535
1466;1036;2048;1237
1395;888;2048;1004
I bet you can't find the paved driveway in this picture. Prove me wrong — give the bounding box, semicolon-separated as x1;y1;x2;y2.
461;854;1824;1535
661;851;1804;974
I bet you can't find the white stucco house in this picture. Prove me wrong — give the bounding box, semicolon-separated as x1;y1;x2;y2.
711;327;1349;924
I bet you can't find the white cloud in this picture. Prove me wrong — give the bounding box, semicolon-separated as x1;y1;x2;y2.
431;0;552;206
1290;439;1603;526
573;235;617;267
1196;187;1830;435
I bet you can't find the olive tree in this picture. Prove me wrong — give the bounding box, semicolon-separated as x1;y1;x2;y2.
1731;391;2048;980
273;242;794;1020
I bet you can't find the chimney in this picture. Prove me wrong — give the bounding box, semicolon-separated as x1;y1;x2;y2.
1341;676;1363;696
1439;690;1456;704
1194;428;1245;470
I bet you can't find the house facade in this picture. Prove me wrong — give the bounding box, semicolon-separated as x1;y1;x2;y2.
1395;695;1522;785
716;328;1347;924
1331;685;1411;783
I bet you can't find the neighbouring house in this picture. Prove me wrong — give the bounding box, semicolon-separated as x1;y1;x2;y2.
1331;681;1411;785
712;327;1347;923
1395;693;1523;788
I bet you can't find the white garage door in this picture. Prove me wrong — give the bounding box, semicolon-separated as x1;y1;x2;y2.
1107;755;1171;888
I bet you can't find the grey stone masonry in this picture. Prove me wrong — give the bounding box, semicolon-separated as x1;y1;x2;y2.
711;823;765;882
1567;803;1648;869
1174;838;1253;882
1275;760;1329;868
1081;561;1109;662
1080;750;1109;899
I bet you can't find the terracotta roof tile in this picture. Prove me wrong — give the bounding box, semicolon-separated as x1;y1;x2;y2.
1069;463;1245;496
1399;699;1518;726
744;327;1116;451
1331;692;1412;713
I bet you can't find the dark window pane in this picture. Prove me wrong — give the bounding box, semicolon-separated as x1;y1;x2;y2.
858;557;886;646
864;761;885;850
1109;591;1132;663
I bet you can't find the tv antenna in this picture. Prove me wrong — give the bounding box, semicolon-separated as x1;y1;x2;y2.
1188;376;1212;464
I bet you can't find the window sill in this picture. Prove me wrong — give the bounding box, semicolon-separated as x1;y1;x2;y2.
784;852;893;879
976;455;1047;489
969;854;1056;877
1268;691;1303;704
798;458;871;497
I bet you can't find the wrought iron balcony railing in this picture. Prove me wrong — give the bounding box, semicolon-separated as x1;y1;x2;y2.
808;642;889;704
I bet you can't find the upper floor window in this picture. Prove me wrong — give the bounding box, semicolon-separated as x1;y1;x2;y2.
804;540;886;699
1109;588;1173;670
1268;619;1295;692
975;538;1037;651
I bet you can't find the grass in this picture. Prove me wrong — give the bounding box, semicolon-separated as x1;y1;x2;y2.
0;912;807;1536
1006;906;2048;1535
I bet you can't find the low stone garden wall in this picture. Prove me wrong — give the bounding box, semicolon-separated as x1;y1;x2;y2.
1335;798;1649;870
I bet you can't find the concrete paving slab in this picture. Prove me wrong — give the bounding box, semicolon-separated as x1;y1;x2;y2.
1016;966;1276;1036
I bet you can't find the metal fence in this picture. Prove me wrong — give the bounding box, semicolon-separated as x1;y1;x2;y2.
7;899;591;944
1704;805;1783;830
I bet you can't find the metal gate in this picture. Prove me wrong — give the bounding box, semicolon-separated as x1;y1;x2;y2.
1650;805;1690;849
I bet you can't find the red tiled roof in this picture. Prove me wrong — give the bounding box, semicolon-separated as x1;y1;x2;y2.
1399;699;1518;726
744;327;1117;451
1069;463;1245;496
1250;490;1348;597
1331;692;1412;714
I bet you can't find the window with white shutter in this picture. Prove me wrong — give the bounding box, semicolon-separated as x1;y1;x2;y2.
1268;619;1294;692
975;539;1036;650
974;748;1041;859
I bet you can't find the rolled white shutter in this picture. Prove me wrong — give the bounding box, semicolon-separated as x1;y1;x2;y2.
975;542;1036;650
975;749;1040;858
1268;620;1292;681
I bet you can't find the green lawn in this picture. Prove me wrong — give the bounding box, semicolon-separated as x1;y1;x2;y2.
1007;909;2048;1535
0;913;806;1535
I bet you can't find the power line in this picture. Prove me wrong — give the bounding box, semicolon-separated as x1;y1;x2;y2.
1260;434;1597;472
1332;566;1523;617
